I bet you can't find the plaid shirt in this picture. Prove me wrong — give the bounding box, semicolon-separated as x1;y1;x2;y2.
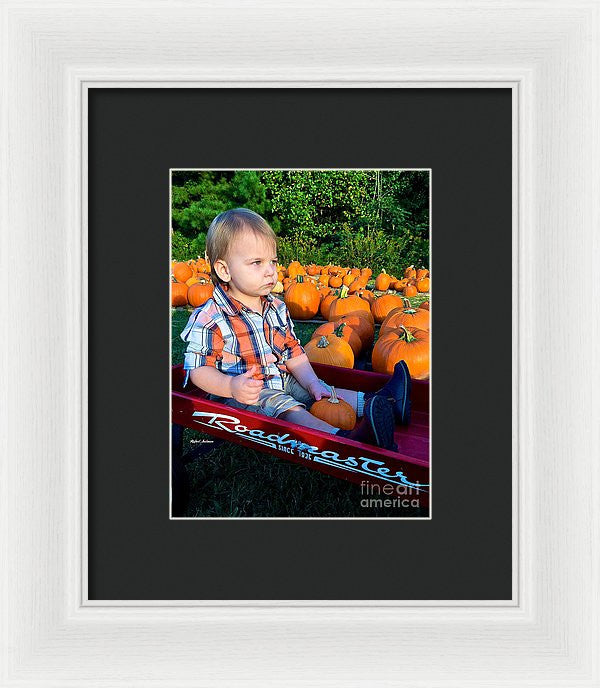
180;282;306;390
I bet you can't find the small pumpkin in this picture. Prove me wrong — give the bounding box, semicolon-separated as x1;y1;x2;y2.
374;269;393;291
348;278;367;294
380;305;430;334
310;386;356;430
404;265;417;279
403;284;418;298
328;275;343;288
370;293;407;324
372;326;430;379
320;292;338;320
288;261;306;280
173;262;194;284
328;285;372;320
392;278;408;291
304;335;354;369
284;275;320;320
416;268;430;280
171;281;189;307
312;321;362;357
417;277;430;293
187;280;214;308
333;312;374;351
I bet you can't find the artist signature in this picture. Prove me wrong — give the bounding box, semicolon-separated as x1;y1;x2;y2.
189;439;215;444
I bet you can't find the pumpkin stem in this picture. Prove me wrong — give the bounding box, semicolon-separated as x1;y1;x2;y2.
296;275;304;283
328;386;340;404
401;297;411;308
398;325;416;342
333;322;347;338
340;285;349;299
316;335;330;348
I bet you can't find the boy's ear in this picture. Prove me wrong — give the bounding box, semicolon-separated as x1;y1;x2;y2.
213;258;230;283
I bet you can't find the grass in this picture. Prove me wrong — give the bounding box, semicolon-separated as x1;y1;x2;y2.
171;290;430;517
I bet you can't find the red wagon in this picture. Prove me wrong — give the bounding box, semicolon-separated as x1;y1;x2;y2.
171;362;430;515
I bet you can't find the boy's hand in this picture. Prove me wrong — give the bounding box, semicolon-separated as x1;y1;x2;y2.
307;380;332;401
231;365;264;405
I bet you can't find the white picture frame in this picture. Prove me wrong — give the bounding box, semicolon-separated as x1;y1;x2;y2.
2;1;599;685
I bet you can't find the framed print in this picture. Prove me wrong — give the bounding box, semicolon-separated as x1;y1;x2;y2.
2;1;599;686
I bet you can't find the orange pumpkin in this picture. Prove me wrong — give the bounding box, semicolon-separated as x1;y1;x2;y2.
284;275;320;320
304;335;354;369
380;300;410;329
171;281;189;307
348;278;366;294
173;262;194;283
328;285;372;320
417;277;430;293
187;280;214;308
370;293;407;324
403;284;418;298
288;261;306;280
320;292;338;320
374;269;393;291
328;275;343;288
372;326;430;379
312;321;362;357
333;312;374;351
356;288;375;305
310;386;356;430
416;268;429;280
404;265;417;279
194;271;212;282
318;274;330;286
380;305;430;334
418;301;430;311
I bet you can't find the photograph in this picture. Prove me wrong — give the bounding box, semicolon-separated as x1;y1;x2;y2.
170;169;431;518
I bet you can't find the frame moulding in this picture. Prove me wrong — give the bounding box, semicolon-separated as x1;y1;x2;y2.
2;1;599;686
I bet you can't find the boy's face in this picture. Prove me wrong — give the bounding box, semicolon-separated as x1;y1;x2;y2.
216;227;278;299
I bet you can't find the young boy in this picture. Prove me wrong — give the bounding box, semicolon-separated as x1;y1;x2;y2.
180;208;411;450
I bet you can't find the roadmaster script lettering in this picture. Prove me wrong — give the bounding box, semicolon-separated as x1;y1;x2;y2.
192;411;428;489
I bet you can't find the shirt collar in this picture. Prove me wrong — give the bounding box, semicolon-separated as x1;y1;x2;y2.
213;282;275;316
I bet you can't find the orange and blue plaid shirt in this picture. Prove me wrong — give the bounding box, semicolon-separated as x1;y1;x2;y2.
180;282;306;390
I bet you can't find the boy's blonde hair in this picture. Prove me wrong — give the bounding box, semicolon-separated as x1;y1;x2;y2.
206;208;277;285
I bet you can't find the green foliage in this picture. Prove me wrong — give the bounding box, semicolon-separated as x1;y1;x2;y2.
171;169;429;273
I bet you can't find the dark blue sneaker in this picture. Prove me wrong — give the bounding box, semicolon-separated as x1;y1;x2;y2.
365;360;411;425
337;396;397;451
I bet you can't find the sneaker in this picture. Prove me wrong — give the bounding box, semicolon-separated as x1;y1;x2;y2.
337;396;397;450
365;360;411;425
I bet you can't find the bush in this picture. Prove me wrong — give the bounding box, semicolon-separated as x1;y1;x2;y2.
171;170;429;271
